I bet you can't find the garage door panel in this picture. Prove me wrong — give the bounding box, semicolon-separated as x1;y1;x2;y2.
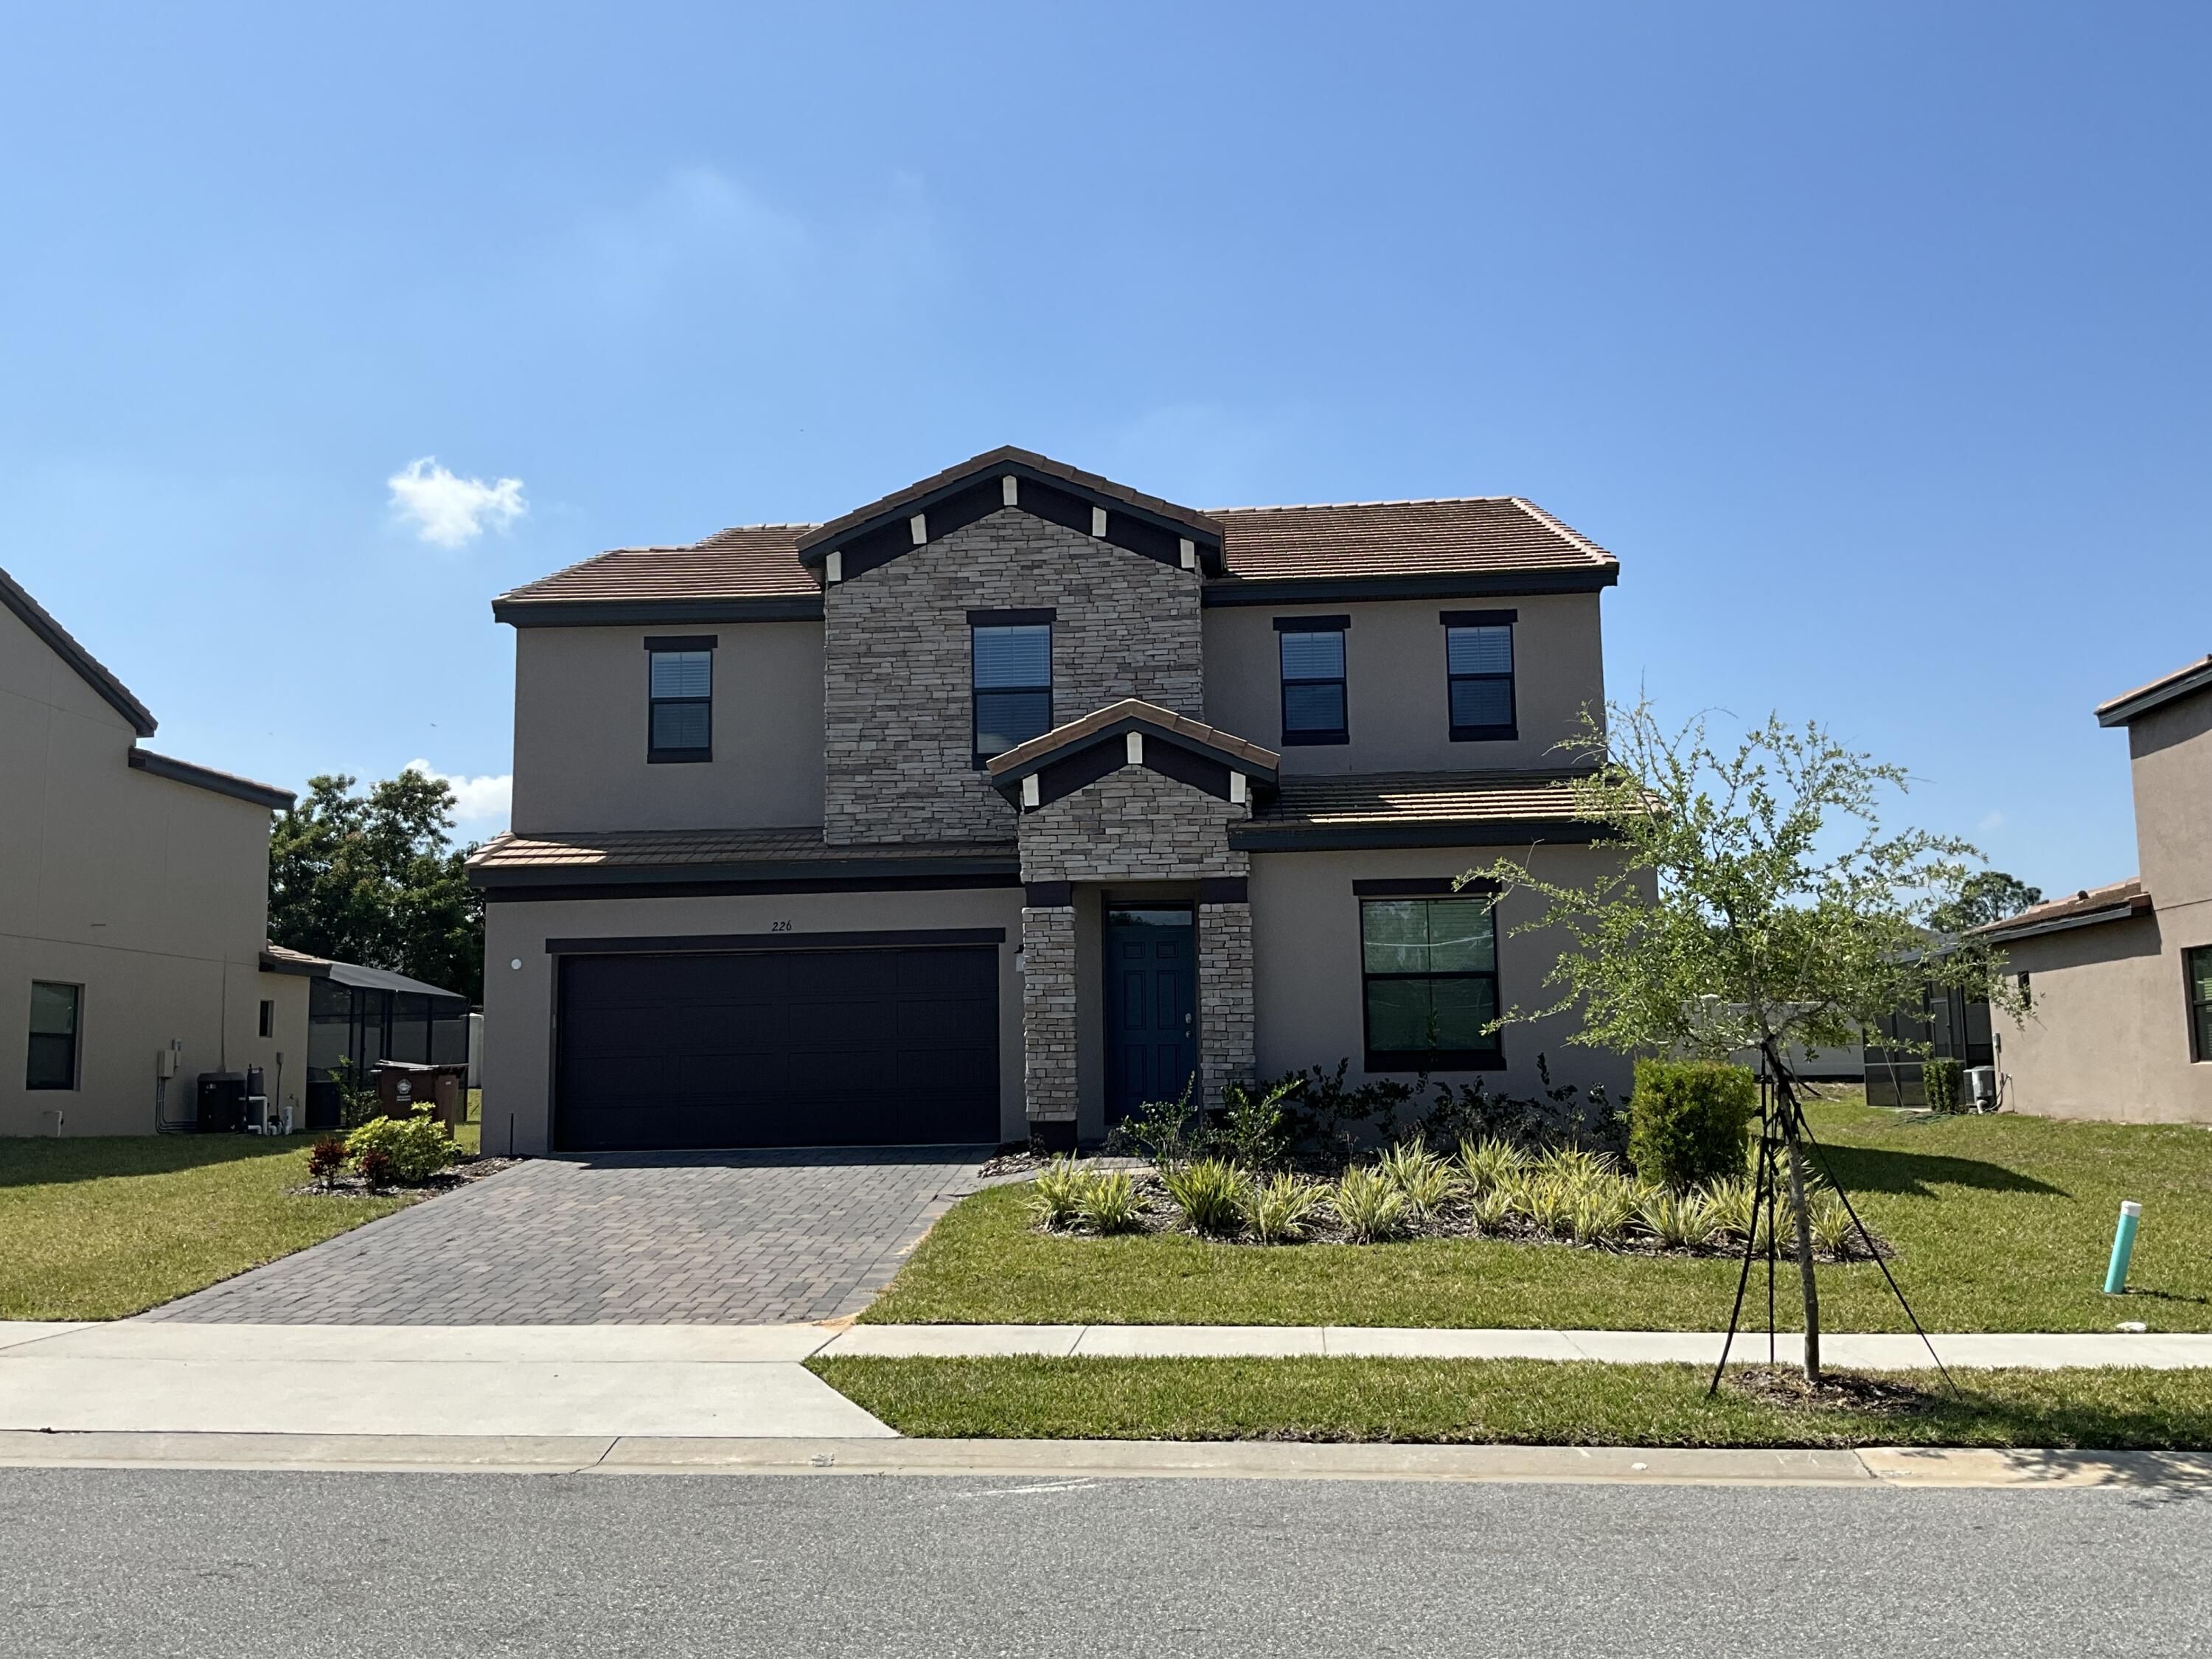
555;945;998;1151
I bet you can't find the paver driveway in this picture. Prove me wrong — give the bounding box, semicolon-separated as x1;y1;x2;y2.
138;1147;992;1325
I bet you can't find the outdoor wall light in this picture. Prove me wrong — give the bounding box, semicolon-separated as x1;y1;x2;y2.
509;958;523;970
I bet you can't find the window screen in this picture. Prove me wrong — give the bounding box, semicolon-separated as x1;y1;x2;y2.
1446;623;1515;740
1359;899;1501;1068
648;649;712;759
1279;627;1347;743
27;981;80;1091
2189;946;2212;1063
973;624;1052;762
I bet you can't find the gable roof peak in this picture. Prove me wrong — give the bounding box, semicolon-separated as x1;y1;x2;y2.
0;563;158;736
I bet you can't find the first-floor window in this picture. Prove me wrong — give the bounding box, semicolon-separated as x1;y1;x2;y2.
27;981;80;1091
2188;947;2212;1062
259;999;275;1039
1360;897;1501;1068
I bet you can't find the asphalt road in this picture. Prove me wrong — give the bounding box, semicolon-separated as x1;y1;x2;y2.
4;1467;2207;1658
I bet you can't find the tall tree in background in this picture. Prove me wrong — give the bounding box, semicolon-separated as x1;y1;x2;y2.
1927;869;2043;934
268;772;484;1004
1467;702;2024;1382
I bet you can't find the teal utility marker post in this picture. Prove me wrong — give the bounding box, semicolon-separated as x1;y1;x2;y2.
2104;1200;2143;1295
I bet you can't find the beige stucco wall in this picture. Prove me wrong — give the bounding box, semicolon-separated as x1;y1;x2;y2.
1248;843;1641;1109
508;622;824;835
480;886;1029;1154
1;601;285;1135
2128;689;2212;913
1201;593;1607;772
1997;911;2212;1122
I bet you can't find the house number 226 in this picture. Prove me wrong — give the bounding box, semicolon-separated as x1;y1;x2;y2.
770;920;793;933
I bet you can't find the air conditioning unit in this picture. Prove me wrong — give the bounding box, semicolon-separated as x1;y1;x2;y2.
1965;1065;1998;1112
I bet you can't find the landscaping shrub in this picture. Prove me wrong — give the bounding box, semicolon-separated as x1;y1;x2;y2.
1374;1143;1458;1218
305;1135;349;1190
1516;1175;1576;1239
1076;1171;1146;1235
1568;1183;1637;1246
1627;1060;1759;1191
1111;1079;1201;1170
1467;1183;1518;1235
1635;1187;1716;1250
1213;1076;1300;1168
344;1108;454;1186
1029;1157;1091;1230
1161;1159;1249;1237
1249;1175;1328;1244
1333;1167;1408;1242
1456;1135;1527;1194
1807;1189;1857;1257
355;1147;396;1189
1923;1058;1964;1114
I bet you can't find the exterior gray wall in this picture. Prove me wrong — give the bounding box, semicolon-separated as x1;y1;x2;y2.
1998;913;2212;1123
823;508;1204;844
1;599;287;1135
509;622;824;835
480;885;1029;1154
1246;844;1640;1108
1015;765;1249;883
2129;688;2212;916
1201;592;1607;772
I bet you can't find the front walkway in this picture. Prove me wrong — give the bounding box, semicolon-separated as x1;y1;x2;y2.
136;1147;993;1326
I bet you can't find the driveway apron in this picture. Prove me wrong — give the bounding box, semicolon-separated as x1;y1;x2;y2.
135;1147;992;1325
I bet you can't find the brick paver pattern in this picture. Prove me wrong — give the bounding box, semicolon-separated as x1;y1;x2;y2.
139;1147;992;1325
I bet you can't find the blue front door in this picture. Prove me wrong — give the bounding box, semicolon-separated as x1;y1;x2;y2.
1105;906;1197;1127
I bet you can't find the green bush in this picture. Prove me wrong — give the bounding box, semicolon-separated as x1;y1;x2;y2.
1028;1157;1091;1229
344;1108;454;1186
1077;1171;1147;1235
1924;1057;1964;1113
1161;1159;1249;1237
1332;1167;1409;1242
1374;1143;1458;1217
1249;1175;1328;1244
1627;1060;1759;1191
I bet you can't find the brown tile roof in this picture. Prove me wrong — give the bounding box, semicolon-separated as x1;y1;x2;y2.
2096;655;2212;727
985;699;1280;779
1211;497;1615;582
795;445;1223;554
1970;877;2152;942
260;942;328;973
1;563;159;736
468;826;1014;874
1247;769;1604;833
498;470;1615;613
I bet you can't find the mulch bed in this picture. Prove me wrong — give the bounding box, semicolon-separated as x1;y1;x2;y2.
1723;1365;1937;1416
291;1155;521;1200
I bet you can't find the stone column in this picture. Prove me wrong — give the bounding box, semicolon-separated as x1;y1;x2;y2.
1020;904;1079;1150
1197;900;1256;1104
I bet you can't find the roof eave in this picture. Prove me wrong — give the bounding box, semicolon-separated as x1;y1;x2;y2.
1201;564;1618;605
2096;659;2212;727
492;594;825;627
0;565;159;737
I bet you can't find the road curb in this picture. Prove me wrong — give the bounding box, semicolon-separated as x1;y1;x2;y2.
3;1430;2208;1489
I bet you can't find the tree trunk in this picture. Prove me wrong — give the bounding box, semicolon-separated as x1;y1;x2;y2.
1781;1101;1822;1384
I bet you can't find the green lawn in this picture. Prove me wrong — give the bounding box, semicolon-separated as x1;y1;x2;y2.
863;1099;2212;1332
810;1355;2212;1449
1;1132;447;1321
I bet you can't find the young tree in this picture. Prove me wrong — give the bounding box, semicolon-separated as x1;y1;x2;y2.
1469;702;2023;1382
268;771;484;1004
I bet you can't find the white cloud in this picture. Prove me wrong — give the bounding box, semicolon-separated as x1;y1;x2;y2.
386;457;527;548
406;759;512;832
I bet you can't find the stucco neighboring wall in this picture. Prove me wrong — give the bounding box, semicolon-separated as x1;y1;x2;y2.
1999;913;2212;1123
2;599;284;1135
823;509;1205;844
1248;844;1639;1108
2127;688;2212;913
481;886;1029;1155
1201;593;1607;773
509;622;824;835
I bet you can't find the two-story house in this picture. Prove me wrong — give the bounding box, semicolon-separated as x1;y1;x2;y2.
1973;654;2212;1122
470;448;1630;1154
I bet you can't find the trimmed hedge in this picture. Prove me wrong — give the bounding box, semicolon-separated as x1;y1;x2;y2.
1628;1059;1758;1191
1924;1057;1964;1113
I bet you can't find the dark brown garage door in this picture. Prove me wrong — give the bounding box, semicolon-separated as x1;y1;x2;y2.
554;943;1000;1151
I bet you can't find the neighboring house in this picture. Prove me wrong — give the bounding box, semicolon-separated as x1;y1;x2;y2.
1;566;299;1135
258;943;470;1129
1973;654;2212;1123
470;447;1635;1154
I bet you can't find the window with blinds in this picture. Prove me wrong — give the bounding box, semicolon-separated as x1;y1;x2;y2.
1444;619;1516;741
973;624;1052;763
1278;623;1348;745
1359;898;1502;1069
647;648;713;761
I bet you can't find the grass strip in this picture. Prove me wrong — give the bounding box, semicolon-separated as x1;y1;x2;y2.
0;1135;417;1320
861;1100;2212;1331
809;1355;2212;1450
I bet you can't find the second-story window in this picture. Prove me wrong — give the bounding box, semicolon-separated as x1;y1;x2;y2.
971;613;1054;765
645;636;714;763
1443;611;1516;742
1276;616;1349;745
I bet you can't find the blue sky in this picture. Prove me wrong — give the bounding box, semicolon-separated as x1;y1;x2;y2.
2;3;2204;892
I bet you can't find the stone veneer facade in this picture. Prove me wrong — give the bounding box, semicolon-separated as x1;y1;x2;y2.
1018;765;1254;1136
822;508;1203;845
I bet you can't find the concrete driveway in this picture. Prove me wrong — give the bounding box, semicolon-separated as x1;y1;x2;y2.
136;1147;993;1326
